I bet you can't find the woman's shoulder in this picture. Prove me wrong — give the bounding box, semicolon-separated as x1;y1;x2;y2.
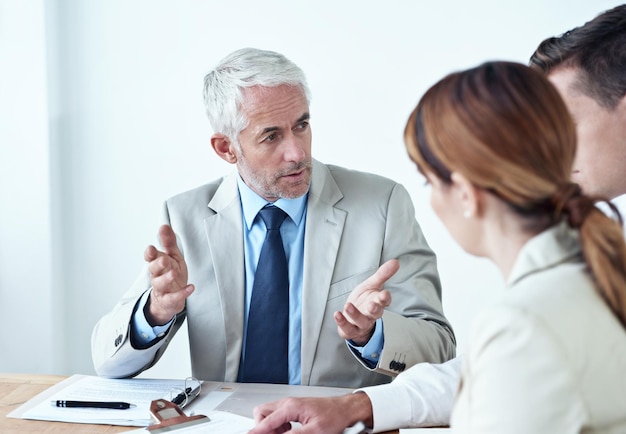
469;265;626;390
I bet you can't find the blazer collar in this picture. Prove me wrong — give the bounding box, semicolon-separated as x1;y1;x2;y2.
507;221;582;288
208;171;239;213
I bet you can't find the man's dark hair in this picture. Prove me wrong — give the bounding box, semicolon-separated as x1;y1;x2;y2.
529;4;626;110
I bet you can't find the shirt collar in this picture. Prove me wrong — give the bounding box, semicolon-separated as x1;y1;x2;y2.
612;194;626;213
597;193;626;219
236;174;308;230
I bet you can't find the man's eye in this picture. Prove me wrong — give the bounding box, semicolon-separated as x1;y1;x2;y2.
295;121;309;130
264;133;277;142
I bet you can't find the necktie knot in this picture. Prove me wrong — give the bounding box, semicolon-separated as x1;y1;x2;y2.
259;206;287;231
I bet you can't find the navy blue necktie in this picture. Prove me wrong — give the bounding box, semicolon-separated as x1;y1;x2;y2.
240;206;289;384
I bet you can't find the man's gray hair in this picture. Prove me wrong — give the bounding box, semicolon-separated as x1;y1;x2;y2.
203;48;312;142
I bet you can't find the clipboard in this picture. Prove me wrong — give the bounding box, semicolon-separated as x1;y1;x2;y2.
147;399;211;432
7;374;212;427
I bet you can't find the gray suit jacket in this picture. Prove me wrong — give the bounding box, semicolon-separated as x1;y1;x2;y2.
92;160;455;388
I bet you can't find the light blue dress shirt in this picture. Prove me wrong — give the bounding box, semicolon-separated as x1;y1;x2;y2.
131;174;383;382
236;175;307;384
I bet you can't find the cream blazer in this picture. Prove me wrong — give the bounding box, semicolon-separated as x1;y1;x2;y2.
91;160;456;388
452;222;626;433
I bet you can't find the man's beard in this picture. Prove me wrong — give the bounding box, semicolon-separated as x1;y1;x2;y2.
239;158;312;200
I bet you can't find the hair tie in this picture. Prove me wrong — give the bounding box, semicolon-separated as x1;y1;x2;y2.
551;183;595;228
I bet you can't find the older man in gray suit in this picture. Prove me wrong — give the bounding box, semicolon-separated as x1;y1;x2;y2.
91;48;455;388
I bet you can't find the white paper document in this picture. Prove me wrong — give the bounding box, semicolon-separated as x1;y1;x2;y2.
125;410;255;433
8;374;232;427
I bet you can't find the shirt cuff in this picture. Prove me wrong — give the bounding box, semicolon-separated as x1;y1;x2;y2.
347;318;384;367
358;380;414;433
131;290;174;346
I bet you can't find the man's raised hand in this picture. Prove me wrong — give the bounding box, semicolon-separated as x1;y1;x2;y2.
144;224;194;325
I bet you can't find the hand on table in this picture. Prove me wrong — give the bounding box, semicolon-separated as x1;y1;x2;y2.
249;393;373;434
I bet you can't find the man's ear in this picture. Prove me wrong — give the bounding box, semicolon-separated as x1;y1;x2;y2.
451;172;481;218
211;134;237;164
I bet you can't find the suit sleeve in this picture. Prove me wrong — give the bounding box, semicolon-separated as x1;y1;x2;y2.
91;202;187;378
352;183;456;376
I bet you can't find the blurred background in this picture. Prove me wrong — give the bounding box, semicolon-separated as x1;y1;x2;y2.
1;0;622;379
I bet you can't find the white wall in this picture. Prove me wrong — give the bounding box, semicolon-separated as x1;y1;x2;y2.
1;0;622;378
0;0;61;373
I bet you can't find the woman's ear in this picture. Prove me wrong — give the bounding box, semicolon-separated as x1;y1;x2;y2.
451;172;481;219
211;134;237;164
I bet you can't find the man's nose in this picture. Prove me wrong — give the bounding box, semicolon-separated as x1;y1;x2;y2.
282;133;306;162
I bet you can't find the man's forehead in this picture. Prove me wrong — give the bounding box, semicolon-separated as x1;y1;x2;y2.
241;84;307;104
240;85;309;126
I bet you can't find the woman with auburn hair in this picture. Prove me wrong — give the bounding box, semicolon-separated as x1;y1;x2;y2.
250;62;626;433
405;61;626;431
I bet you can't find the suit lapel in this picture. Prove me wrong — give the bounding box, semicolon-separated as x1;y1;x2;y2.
300;161;346;385
204;172;245;382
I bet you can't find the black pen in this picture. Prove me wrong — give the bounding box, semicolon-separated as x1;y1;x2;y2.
51;400;136;410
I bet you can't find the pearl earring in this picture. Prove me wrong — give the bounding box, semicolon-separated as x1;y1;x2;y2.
463;210;472;219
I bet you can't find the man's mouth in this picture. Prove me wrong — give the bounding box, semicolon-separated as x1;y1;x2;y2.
284;170;304;177
280;163;311;180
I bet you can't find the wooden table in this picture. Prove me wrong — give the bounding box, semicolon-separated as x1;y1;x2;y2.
1;373;440;433
0;373;134;433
